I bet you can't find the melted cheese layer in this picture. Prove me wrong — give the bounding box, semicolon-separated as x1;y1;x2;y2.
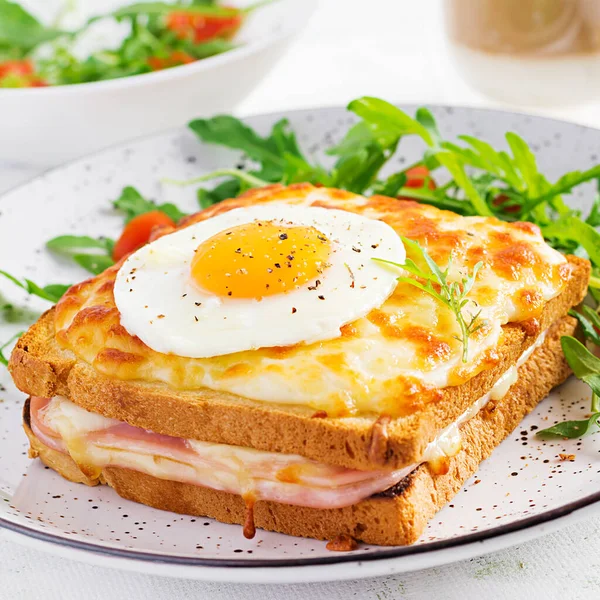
32;396;408;509
54;186;570;416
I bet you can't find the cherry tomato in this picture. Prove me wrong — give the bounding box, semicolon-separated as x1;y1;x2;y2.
0;60;47;88
0;60;33;77
112;211;176;262
492;193;520;214
404;165;436;190
166;10;243;43
147;51;195;71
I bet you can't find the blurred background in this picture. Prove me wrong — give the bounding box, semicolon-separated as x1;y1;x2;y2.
242;0;600;117
3;0;600;182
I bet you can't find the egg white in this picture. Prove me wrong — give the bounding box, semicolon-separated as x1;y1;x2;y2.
113;204;405;358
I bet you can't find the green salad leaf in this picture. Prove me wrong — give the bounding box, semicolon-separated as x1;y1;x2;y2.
46;235;115;275
46;235;114;254
0;330;23;366
114;186;186;223
0;0;64;54
537;414;600;439
197;178;241;209
188;116;326;185
73;255;115;275
538;337;600;439
569;307;600;347
0;270;70;303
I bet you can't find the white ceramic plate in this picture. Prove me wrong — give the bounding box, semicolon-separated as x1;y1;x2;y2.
0;0;317;165
1;105;600;584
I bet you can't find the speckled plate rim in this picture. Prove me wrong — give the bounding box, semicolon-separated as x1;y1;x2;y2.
2;499;599;583
2;103;600;582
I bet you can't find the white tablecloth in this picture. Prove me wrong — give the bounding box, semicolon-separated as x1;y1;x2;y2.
2;1;600;597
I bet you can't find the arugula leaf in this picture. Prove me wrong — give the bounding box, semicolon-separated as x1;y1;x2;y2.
586;191;600;227
444;136;521;189
0;330;23;366
347;97;437;148
189;116;287;179
188;116;327;186
47;235;114;254
46;235;115;275
505;132;545;197
524;167;600;213
327;121;397;193
542;217;600;265
0;270;70;303
374;172;407;198
415;107;442;147
331;146;390;194
436;152;493;216
198;178;241;209
0;0;64;53
1;294;40;325
569;307;600;346
269;118;305;159
113;186;186;223
73;254;115;275
537;414;600;439
560;336;600;396
537;337;600;439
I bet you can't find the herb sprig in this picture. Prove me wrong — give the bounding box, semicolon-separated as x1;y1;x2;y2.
374;237;484;363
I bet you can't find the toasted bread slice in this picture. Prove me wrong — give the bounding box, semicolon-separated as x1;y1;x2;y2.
10;256;588;472
23;314;575;545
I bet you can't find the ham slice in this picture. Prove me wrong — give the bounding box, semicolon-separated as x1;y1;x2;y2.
30;396;413;509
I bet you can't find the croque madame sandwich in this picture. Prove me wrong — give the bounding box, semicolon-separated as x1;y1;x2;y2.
9;183;590;546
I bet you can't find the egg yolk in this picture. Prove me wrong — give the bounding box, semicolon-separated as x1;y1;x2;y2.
191;221;332;299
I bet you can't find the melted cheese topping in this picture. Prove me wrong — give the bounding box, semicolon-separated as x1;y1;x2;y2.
421;329;547;464
54;185;570;417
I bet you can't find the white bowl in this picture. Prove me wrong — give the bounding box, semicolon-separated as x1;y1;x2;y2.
0;0;317;166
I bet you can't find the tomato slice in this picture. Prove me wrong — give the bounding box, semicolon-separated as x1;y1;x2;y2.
112;211;176;262
404;165;436;190
166;10;243;43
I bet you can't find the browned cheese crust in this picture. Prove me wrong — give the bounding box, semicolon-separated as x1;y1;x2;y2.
23;315;576;545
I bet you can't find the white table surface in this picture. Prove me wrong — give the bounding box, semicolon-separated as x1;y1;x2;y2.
3;1;600;597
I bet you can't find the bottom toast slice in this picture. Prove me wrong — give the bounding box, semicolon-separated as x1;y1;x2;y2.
22;315;575;546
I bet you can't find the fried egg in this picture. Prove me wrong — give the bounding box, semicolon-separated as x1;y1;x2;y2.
113;204;405;357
